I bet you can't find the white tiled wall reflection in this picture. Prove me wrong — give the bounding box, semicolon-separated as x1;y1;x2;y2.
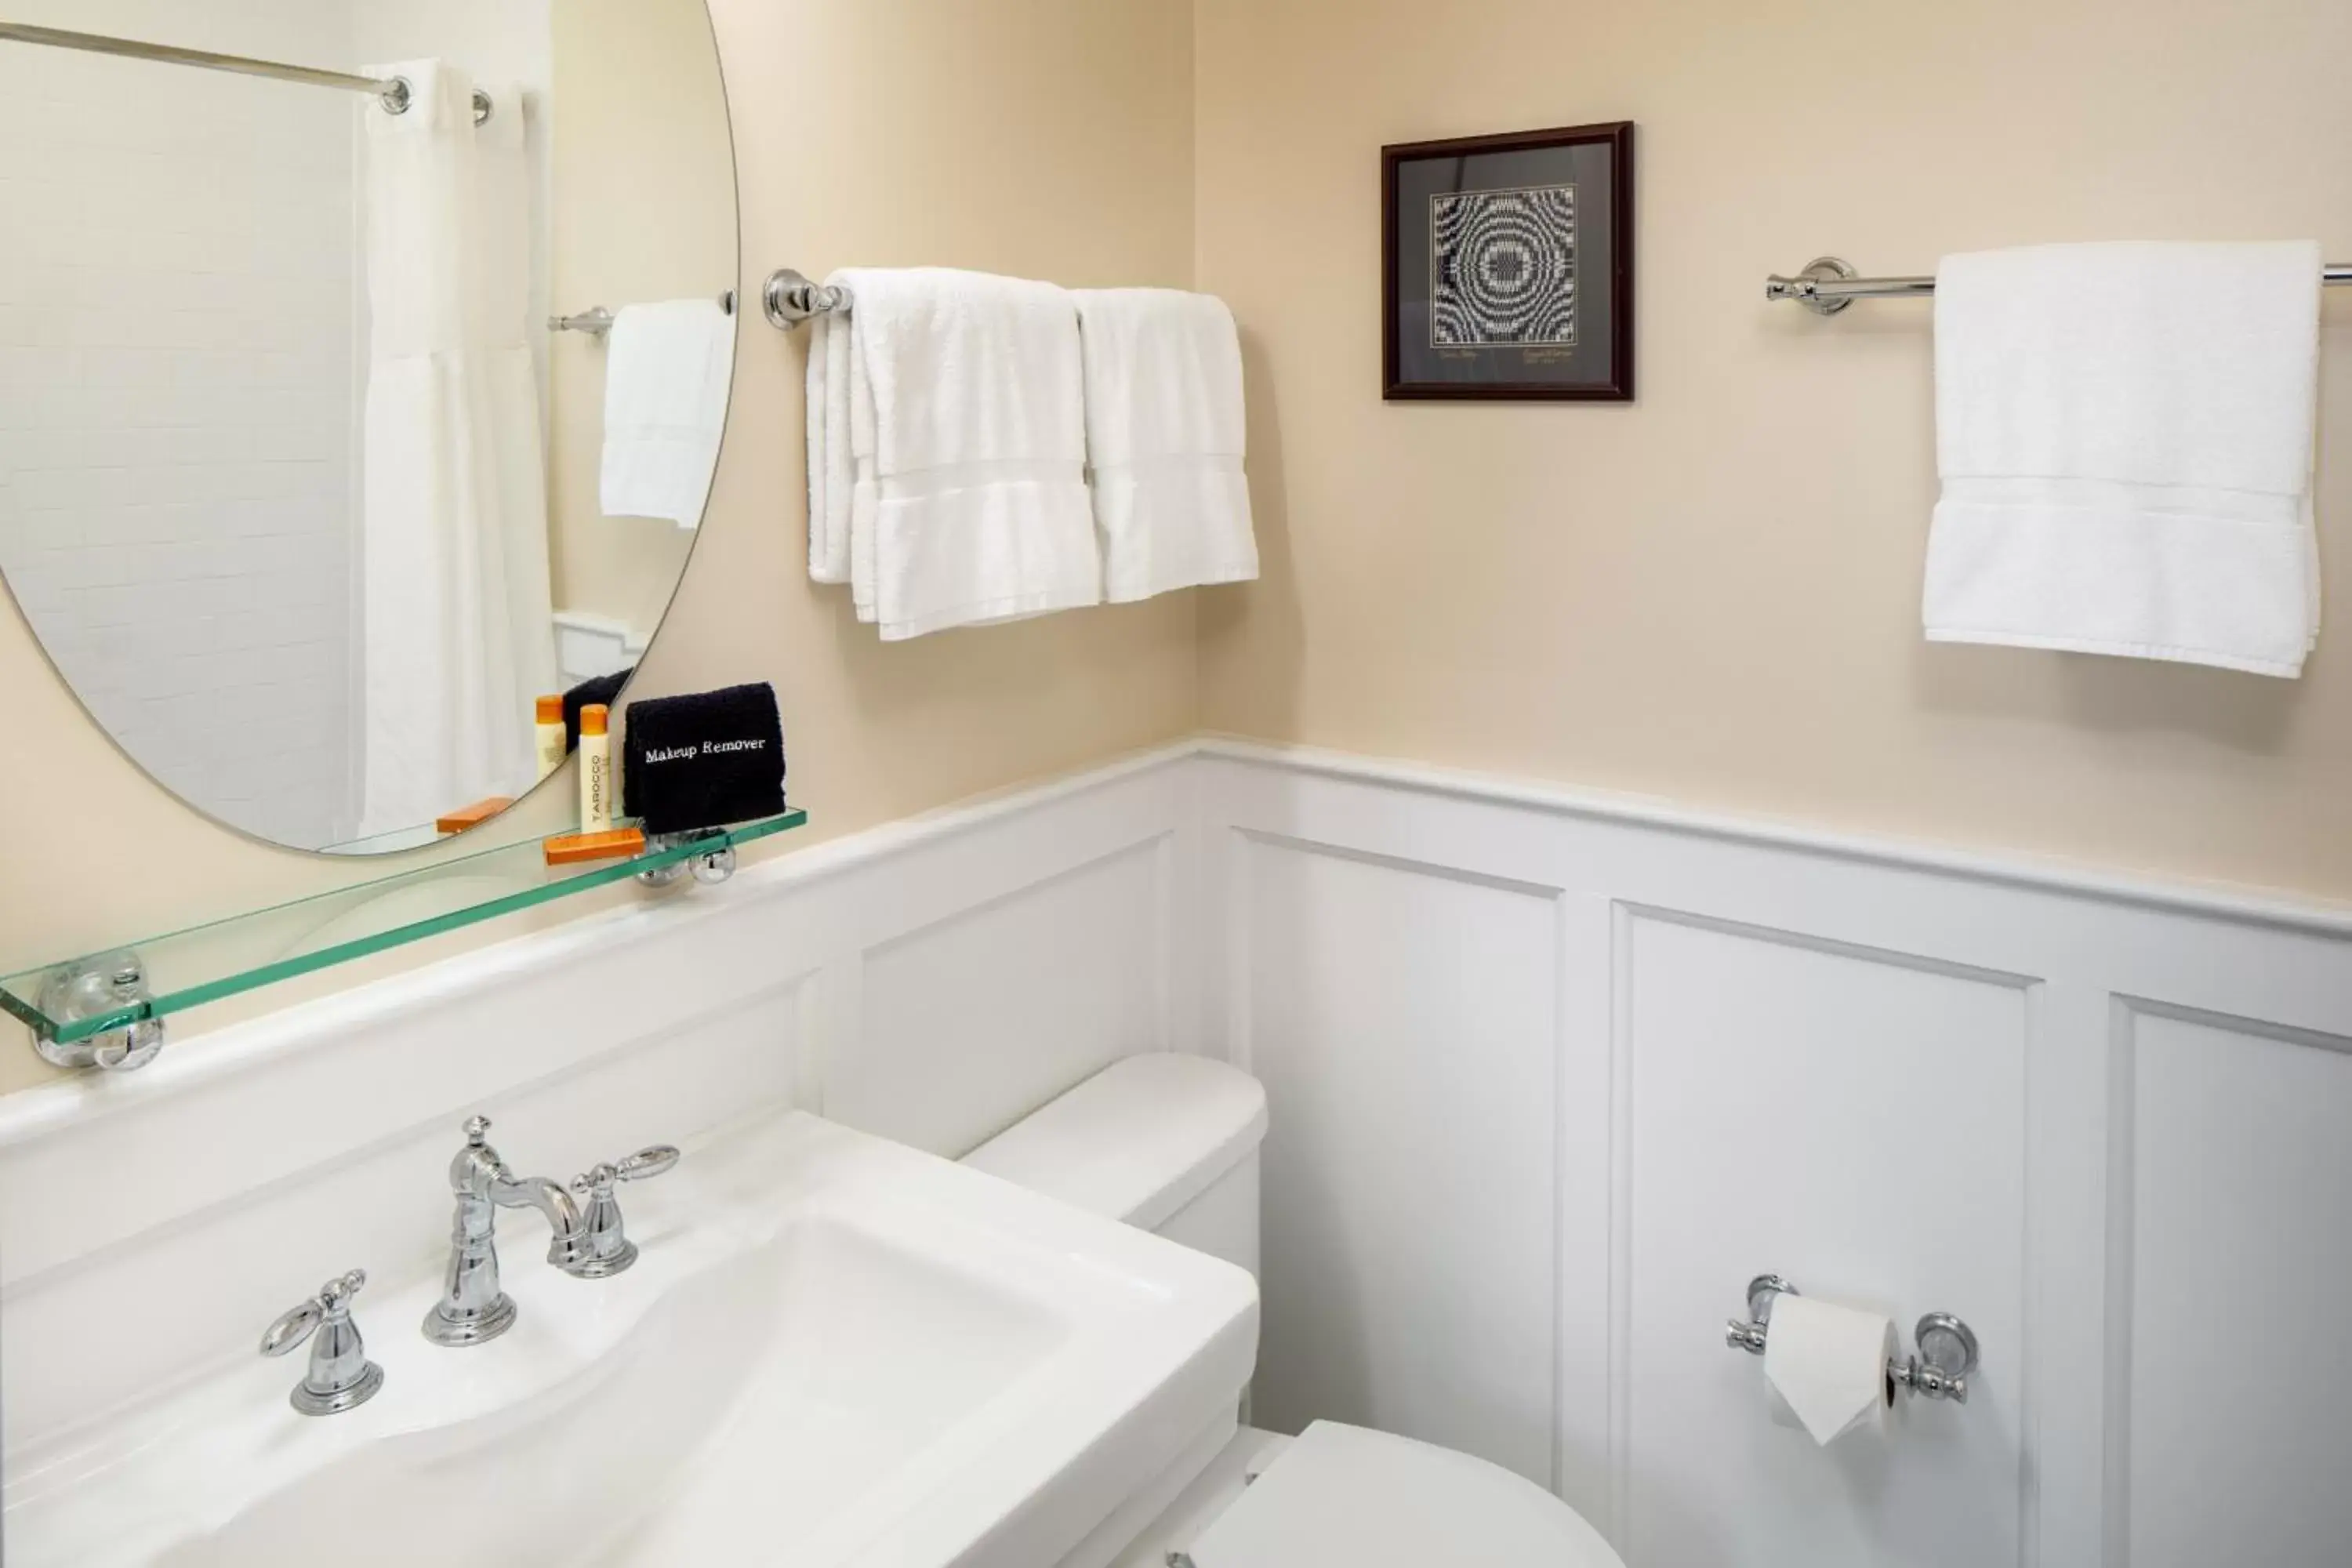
0;1;360;846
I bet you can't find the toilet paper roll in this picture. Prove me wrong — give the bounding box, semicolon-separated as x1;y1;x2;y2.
1762;1295;1897;1446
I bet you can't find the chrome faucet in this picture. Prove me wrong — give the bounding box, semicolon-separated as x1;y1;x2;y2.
421;1116;590;1348
261;1269;384;1415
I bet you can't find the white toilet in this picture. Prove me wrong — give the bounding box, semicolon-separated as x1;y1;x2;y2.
964;1053;1627;1568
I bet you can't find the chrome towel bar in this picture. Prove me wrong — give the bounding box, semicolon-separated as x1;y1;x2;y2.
551;290;735;338
1767;254;2352;314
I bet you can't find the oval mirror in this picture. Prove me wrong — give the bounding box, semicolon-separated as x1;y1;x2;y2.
0;2;735;853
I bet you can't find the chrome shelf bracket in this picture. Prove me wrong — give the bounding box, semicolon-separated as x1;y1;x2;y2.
32;949;164;1073
637;832;739;888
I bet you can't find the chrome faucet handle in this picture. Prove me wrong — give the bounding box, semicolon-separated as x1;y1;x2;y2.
609;1145;681;1182
564;1145;681;1279
445;1114;506;1188
261;1269;385;1416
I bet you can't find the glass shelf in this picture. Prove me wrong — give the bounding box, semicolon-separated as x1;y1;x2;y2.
0;811;807;1049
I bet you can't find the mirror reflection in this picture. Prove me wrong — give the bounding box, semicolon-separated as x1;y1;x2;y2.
0;2;737;854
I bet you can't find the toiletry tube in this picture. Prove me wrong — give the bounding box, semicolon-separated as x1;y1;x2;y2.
535;696;567;781
579;704;614;832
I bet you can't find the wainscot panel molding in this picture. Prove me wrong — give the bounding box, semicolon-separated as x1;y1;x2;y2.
0;742;1203;1457
6;734;2347;1567
1194;739;2352;1568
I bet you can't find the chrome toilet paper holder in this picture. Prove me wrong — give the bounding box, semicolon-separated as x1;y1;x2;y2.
1725;1274;1980;1405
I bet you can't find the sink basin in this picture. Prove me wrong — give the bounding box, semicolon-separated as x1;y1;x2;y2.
2;1112;1259;1567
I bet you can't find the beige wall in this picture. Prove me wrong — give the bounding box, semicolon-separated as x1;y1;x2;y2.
695;0;1199;834
1193;0;2352;899
0;0;1199;1094
16;0;2352;1098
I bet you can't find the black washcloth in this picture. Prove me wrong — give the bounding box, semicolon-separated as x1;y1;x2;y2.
623;683;786;835
562;668;632;753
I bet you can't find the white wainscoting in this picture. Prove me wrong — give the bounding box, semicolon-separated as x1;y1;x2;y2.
8;735;2350;1566
0;746;1201;1457
1196;740;2352;1568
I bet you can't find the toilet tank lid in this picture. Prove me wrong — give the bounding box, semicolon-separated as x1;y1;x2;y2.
962;1054;1267;1232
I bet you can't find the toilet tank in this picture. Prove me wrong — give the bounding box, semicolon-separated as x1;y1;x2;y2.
962;1053;1267;1278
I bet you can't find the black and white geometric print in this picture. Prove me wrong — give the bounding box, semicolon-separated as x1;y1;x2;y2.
1430;183;1578;347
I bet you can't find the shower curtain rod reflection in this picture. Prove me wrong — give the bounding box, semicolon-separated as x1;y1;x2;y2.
0;22;493;124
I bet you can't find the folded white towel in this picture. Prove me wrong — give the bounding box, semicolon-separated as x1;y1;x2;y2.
1925;241;2323;677
1072;288;1258;602
806;299;856;583
600;299;734;529
804;268;1100;639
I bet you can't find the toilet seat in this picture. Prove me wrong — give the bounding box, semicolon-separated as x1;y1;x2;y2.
1179;1421;1626;1567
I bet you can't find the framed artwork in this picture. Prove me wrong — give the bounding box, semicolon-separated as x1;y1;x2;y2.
1381;121;1634;401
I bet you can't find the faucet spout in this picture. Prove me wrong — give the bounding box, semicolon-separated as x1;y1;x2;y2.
423;1116;587;1347
490;1173;590;1267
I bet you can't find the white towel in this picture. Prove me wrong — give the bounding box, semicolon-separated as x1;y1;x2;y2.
601;299;735;529
806;299;856;583
1925;241;2323;677
804;267;1100;639
1073;288;1258;602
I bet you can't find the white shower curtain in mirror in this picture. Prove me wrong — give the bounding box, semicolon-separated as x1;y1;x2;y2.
358;63;556;837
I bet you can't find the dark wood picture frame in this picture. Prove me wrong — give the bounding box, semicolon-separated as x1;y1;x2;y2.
1382;120;1634;401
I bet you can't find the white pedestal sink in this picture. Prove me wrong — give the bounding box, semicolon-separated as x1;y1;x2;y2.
2;1112;1260;1567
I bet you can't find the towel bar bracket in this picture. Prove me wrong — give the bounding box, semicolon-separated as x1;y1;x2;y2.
1766;256;1861;315
763;268;852;329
